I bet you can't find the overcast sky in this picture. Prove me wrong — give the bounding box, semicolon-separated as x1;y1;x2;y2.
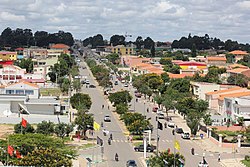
0;0;249;43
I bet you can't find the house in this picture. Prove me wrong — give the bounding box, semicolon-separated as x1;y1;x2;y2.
205;87;243;111
167;73;195;79
0;81;67;115
228;64;248;70
224;96;250;126
229;50;248;62
50;43;70;50
190;81;221;100
206;56;227;66
227;68;250;78
23;48;47;59
131;63;164;75
107;45;134;56
174;61;207;70
122;56;151;67
0;51;17;61
0;65;45;86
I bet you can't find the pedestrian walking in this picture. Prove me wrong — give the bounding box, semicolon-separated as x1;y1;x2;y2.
147;108;149;113
102;104;104;109
108;106;110;110
218;154;221;162
164;122;167;128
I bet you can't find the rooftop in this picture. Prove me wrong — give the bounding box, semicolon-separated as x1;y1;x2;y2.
227;68;250;74
50;43;70;49
218;91;250;101
207;56;226;61
228;64;248;69
229;50;248;55
205;87;242;95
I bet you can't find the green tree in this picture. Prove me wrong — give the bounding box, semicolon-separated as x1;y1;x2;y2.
227;74;248;87
148;151;185;167
115;103;128;115
191;43;197;57
237;117;244;126
15;58;33;73
186;109;201;135
160;72;170;83
60;78;70;93
148;77;163;90
72;79;81;92
54;123;74;138
169;78;190;93
36;121;55;135
15;147;72;167
108;90;132;106
106;53;120;64
70;93;92;110
226;54;235;63
159;58;172;65
203;113;212;126
74;109;94;138
110;35;125;46
151;45;155;57
121;112;145;126
0;133;76;165
127;119;152;135
154;95;164;108
14;122;35;134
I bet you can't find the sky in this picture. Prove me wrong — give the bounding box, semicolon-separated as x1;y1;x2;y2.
0;0;249;43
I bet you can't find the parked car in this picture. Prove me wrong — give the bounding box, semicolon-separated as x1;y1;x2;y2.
85;80;90;84
134;144;156;152
157;113;165;119
81;80;86;84
168;122;175;128
89;85;96;88
135;93;142;98
181;132;190;139
124;83;129;87
176;128;184;134
156;109;163;114
104;115;111;122
126;160;137;167
152;107;158;112
121;80;126;83
114;81;118;85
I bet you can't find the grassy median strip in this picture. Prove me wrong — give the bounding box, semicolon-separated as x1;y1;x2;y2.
79;143;96;150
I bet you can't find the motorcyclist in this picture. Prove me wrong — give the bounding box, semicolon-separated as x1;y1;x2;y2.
191;148;194;155
101;122;103;127
110;133;113;140
108;138;111;145
115;153;119;161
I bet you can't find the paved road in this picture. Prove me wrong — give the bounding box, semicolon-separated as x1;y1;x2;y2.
110;74;245;167
78;60;143;167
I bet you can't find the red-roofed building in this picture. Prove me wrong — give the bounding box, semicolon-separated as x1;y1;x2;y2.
229;50;249;62
207;56;227;66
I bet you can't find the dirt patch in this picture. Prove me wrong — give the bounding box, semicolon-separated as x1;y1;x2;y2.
0;124;14;139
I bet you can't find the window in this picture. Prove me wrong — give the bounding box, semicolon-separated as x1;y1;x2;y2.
16;90;24;94
25;90;34;95
6;90;14;94
61;106;66;110
227;102;230;108
40;69;43;71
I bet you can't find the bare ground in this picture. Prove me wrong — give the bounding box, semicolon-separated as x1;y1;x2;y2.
0;124;14;139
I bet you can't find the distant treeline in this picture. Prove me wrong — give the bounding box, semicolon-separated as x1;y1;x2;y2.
82;33;250;52
172;34;250;52
0;27;74;49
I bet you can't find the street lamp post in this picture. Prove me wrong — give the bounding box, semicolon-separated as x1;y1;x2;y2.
144;101;146;118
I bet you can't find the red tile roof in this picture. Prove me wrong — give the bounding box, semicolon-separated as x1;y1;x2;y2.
229;50;248;55
50;44;70;49
207;56;226;61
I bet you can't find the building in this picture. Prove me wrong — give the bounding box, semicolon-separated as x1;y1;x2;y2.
174;61;207;70
205;87;243;111
227;68;250;78
191;82;221;100
206;56;227;66
228;64;248;70
107;45;134;56
224;96;250;126
0;65;45;86
0;81;67;115
23;48;47;59
0;51;17;61
229;50;248;62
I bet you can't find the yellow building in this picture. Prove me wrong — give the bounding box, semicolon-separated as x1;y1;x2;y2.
0;51;17;61
110;45;134;55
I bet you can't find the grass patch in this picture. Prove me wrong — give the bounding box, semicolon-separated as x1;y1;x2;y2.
242;160;250;167
79;143;96;149
132;135;143;140
40;88;61;96
216;130;244;136
133;141;143;147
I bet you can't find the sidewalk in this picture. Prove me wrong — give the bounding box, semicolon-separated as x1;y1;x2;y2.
220;158;246;167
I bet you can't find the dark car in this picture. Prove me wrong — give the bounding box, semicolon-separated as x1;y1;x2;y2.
176;128;184;134
134;144;156;152
126;160;137;167
81;80;86;84
89;85;96;88
135;93;142;98
114;81;118;85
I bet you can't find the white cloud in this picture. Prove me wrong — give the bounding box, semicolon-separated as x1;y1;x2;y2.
0;11;25;22
0;0;249;43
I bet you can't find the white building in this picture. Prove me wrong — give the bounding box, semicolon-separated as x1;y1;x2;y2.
0;81;67;115
191;81;221;100
224;96;250;126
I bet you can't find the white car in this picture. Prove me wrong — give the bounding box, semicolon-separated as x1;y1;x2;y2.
85;80;90;84
168;122;175;128
124;83;129;87
157;113;165;119
104;115;111;122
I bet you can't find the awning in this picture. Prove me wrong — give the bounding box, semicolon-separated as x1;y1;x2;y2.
18;103;30;115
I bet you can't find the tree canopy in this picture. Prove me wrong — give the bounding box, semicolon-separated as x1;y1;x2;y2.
70;93;92;110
